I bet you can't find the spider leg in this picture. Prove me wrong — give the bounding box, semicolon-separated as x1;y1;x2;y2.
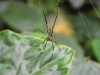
32;38;47;47
46;40;54;62
43;10;48;33
51;10;58;35
31;38;48;60
39;29;46;35
52;39;61;51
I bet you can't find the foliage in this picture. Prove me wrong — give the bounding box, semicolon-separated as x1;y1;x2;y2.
0;1;43;31
0;30;74;75
91;39;100;62
0;0;100;75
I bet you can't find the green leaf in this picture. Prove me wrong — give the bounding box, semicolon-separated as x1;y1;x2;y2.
91;39;100;62
0;1;43;31
0;30;74;75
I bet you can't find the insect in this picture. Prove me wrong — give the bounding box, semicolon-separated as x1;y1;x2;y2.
31;10;61;61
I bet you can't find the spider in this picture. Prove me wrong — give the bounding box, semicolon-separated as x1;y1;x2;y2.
31;10;61;61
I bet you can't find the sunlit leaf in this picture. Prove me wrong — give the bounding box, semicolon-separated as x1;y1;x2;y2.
0;30;74;75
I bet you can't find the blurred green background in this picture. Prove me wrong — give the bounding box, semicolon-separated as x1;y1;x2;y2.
0;0;100;75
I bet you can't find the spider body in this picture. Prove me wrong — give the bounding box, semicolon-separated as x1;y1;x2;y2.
47;36;52;41
47;28;53;41
31;10;61;61
48;28;52;37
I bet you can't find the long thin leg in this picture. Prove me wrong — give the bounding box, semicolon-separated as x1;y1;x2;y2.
46;40;54;62
52;39;61;51
51;10;58;35
43;39;48;50
31;39;48;60
39;29;46;35
43;10;48;33
32;38;47;47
